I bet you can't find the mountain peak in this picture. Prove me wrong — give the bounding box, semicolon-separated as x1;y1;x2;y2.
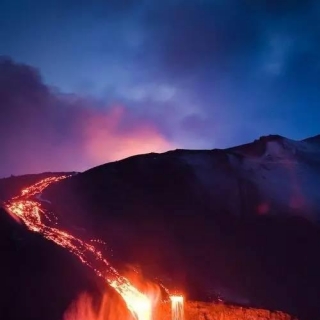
302;134;320;144
226;134;290;158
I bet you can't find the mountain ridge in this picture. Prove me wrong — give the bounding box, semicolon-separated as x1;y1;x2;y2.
1;133;320;320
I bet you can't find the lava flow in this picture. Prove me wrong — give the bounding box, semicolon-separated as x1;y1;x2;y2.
4;175;152;320
170;296;184;320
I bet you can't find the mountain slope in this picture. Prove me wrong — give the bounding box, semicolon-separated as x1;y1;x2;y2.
227;134;320;220
1;134;320;320
48;134;320;223
0;207;100;320
39;134;320;320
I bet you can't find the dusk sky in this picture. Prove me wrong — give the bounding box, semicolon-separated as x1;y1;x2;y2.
0;0;320;176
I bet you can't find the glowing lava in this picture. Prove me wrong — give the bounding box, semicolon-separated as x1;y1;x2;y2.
4;175;151;320
170;295;184;320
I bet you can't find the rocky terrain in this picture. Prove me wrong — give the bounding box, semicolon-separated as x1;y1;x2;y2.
1;134;320;320
156;301;297;320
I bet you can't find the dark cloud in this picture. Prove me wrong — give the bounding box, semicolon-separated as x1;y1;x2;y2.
142;0;320;77
0;58;173;176
136;0;320;144
145;1;263;75
1;0;320;172
260;0;314;15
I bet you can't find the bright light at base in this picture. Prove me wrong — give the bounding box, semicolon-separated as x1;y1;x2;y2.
109;280;152;320
170;295;184;320
170;295;184;303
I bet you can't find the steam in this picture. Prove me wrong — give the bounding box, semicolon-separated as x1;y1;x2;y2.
63;291;134;320
64;268;162;320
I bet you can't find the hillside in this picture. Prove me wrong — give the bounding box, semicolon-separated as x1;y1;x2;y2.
155;301;297;320
0;206;99;320
39;134;320;320
1;134;320;319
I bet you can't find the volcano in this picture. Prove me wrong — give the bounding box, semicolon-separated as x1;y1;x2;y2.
1;134;320;320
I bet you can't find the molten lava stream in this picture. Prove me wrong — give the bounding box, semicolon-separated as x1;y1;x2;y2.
170;296;184;320
4;176;152;320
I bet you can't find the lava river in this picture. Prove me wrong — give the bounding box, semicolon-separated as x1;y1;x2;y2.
4;175;152;320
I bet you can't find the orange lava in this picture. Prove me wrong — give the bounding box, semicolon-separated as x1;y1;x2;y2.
170;295;184;320
4;175;151;320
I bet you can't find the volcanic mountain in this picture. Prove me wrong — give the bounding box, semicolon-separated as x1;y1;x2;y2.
1;134;320;320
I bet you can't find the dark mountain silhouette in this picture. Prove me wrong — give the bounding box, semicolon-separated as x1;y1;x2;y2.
1;134;320;320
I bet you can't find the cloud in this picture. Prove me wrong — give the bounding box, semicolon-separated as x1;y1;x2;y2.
0;58;174;176
143;1;263;76
116;84;176;102
135;0;320;144
1;0;320;174
79;105;172;165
